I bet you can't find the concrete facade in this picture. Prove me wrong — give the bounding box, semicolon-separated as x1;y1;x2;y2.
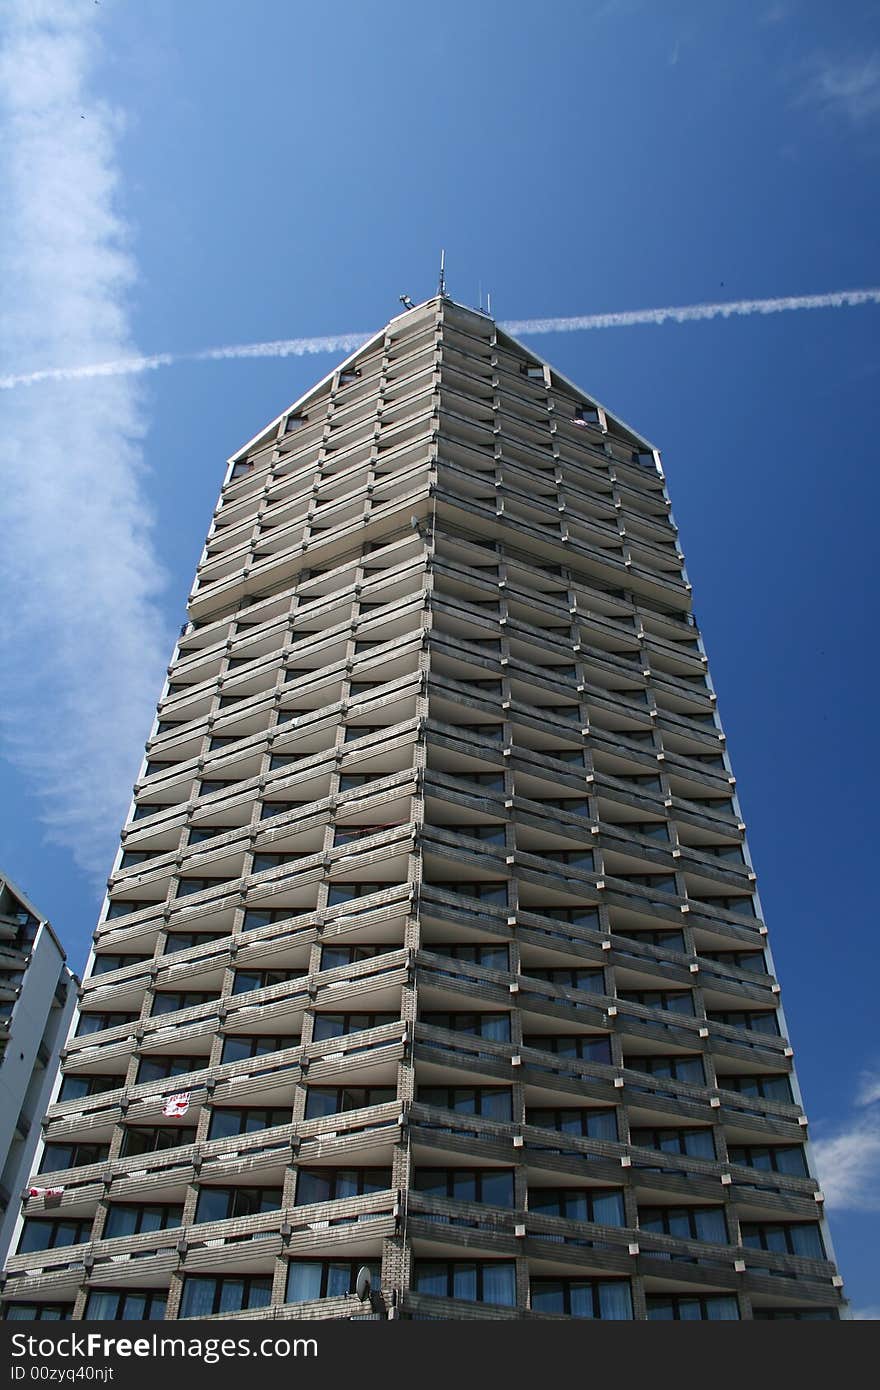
1;297;844;1321
0;873;77;1273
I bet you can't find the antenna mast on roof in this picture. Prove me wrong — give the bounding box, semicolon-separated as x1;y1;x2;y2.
438;249;447;298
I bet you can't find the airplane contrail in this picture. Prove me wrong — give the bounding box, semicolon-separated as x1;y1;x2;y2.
2;287;878;392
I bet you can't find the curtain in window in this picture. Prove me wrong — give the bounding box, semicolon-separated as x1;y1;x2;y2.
179;1278;217;1318
597;1281;633;1320
481;1262;515;1307
83;1292;119;1321
706;1297;739;1320
286;1262;323;1303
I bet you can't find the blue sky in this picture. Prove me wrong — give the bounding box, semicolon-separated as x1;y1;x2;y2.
1;0;878;1311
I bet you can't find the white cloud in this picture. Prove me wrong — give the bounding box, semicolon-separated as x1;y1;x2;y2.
804;52;880;125
851;1306;880;1320
0;1;171;876
811;1070;880;1212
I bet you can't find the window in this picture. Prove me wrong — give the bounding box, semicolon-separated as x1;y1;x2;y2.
220;1035;291;1064
531;1278;632;1319
90;954;149;976
286;1260;380;1304
251;851;306;874
284;413;307;434
18;1219;92;1254
646;1294;738;1320
207;1108;290;1141
701;948;766;973
76;1011;138;1036
312;1013;398;1041
753;1308;838;1320
526;1107;617;1141
4;1304;71;1321
523;1034;612;1064
630;1126;715;1159
412;1261;516;1306
175;877;229;898
40;1142;109;1173
83;1290;167;1321
639;1205;727;1244
616;927;685;951
525;967;604;993
573;407;602;427
320;943;386;970
136;1055;204;1085
413;1168;515;1207
295;1169;391;1205
716;1073;792;1103
617;989;694;1015
58;1074;119;1102
449;825;507;847
529;1187;625;1225
326;881;386;904
740;1222;825;1259
727;1144;808;1177
303;1087;395;1119
420;1012;511;1041
242;906;296;931
624;1054;704;1084
230;459;254;479
103;1204;183;1239
708;1009;780;1036
194;1187;282;1224
164;929;226;952
151;990;214;1016
231;968;305;995
417;1087;512;1121
120;1126;197;1158
429;943;509;969
179;1275;272;1317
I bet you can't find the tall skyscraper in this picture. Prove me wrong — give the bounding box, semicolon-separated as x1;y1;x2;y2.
1;296;844;1321
0;872;77;1272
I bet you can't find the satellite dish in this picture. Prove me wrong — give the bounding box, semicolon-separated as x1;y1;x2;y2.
355;1266;372;1302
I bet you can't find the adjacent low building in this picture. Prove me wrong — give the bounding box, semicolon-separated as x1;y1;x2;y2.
0;872;77;1275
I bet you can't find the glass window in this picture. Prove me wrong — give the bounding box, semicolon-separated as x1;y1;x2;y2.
295;1168;391;1205
530;1278;632;1319
420;1012;511;1041
83;1290;166;1321
103;1204;183;1239
529;1187;625;1226
525;1107;617;1141
207;1108;290;1140
639;1205;727;1244
179;1275;272;1317
194;1187;282;1223
412;1261;516;1306
285;1260;380;1303
413;1169;515;1207
646;1294;739;1320
740;1222;824;1259
417;1087;513;1121
312;1013;397;1041
303;1087;396;1120
630;1126;715;1159
523;1035;612;1064
220;1035;290;1064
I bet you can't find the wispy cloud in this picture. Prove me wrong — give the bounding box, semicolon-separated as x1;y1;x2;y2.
812;1068;880;1211
2;288;879;394
0;1;170;876
802;52;880;125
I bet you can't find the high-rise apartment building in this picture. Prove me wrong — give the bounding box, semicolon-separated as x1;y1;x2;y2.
0;873;77;1272
1;296;844;1321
